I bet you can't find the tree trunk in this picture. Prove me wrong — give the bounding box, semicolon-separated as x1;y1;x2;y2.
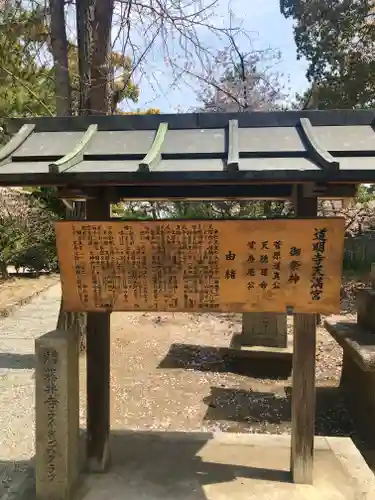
76;0;114;115
49;0;72;116
56;202;87;353
49;0;87;353
0;260;8;280
76;0;95;115
89;0;114;115
263;201;273;217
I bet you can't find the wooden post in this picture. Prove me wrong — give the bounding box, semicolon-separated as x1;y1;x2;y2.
86;193;111;472
290;185;317;484
290;314;316;484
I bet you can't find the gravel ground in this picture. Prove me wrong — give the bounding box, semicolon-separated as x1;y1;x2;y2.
77;311;355;439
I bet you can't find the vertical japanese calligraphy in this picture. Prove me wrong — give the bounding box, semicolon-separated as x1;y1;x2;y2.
310;227;328;301
225;249;237;281
272;240;282;290
246;240;256;290
69;222;221;311
288;245;302;285
259;240;269;291
56;218;344;314
42;348;59;482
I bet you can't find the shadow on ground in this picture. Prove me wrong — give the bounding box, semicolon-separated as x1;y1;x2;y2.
109;430;291;485
158;343;292;379
6;428;375;500
4;431;294;500
0;459;33;499
0;353;35;369
78;430;294;500
202;386;354;436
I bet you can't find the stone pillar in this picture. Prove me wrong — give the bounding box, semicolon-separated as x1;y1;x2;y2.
357;263;375;332
35;329;80;500
357;289;375;331
240;312;288;348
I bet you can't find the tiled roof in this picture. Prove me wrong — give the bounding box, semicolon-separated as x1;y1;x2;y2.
1;110;375;190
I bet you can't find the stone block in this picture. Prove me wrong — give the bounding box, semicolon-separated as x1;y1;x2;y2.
35;329;80;500
340;352;375;448
240;312;288;348
325;315;375;446
324;315;375;371
357;289;375;332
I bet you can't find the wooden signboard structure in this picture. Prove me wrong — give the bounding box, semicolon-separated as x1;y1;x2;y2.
3;109;372;488
56;218;344;316
56;214;344;483
55;214;344;485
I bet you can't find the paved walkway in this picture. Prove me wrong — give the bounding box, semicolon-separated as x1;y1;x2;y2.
0;284;60;497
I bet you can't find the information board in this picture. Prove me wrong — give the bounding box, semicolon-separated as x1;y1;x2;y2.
55;218;344;314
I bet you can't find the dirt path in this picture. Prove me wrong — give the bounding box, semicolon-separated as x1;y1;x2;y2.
0;284;61;497
0;274;58;316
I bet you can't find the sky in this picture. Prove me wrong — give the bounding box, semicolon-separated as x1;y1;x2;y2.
127;0;309;113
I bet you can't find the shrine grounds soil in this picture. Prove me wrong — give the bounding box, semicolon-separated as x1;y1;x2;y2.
78;275;375;470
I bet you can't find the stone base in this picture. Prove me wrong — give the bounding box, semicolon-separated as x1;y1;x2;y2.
325;315;375;448
341;353;375;447
68;432;375;500
240;313;288;349
229;333;293;378
230;332;293;359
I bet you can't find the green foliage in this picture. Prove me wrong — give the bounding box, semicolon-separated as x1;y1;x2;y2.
168;202;217;219
0;4;55;126
356;184;375;203
281;0;375;108
0;3;144;130
27;187;66;219
111;200;290;221
0;189;58;276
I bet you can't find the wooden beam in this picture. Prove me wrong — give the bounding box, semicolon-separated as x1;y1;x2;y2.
227;119;239;172
138;122;168;171
0;123;35;166
299;118;339;173
56;186;121;203
49;124;97;174
61;182;355;202
86;192;111;472
292;184;318;216
290;184;317;484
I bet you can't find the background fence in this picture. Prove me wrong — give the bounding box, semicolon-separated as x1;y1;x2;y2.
344;235;375;270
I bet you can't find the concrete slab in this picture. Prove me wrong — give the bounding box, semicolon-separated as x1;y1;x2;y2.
78;432;375;500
